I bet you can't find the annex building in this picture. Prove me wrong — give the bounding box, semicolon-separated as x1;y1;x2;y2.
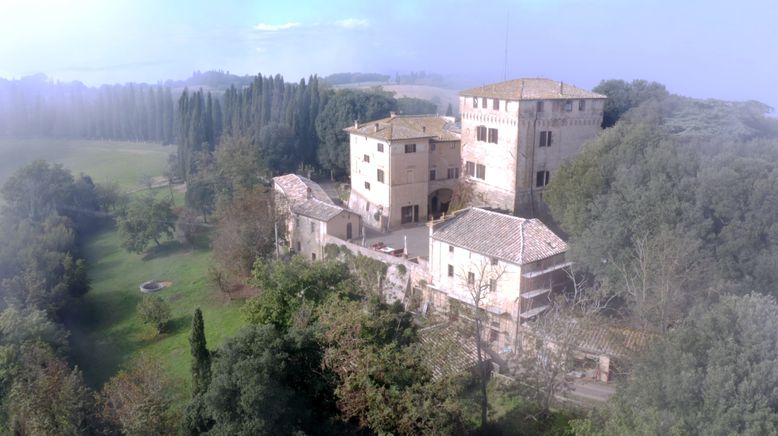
424;207;570;351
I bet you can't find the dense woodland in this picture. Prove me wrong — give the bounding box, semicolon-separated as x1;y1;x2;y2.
547;79;778;434
3;73;778;434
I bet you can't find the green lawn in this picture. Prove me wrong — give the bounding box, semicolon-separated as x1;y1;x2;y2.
0;138;173;190
69;228;245;399
0;137;239;400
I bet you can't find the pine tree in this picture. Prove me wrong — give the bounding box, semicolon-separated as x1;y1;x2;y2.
189;308;211;396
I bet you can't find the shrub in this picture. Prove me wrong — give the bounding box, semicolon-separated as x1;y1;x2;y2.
136;295;172;334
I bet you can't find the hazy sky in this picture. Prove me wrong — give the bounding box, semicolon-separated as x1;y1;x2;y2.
1;0;776;108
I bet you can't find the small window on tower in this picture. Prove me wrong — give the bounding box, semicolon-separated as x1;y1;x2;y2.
536;170;550;187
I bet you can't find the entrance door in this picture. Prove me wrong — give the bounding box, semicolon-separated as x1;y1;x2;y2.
413;205;419;222
401;206;413;224
431;196;439;214
346;222;352;239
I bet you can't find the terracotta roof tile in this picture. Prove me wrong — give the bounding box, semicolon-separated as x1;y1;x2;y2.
291;198;345;222
345;114;460;142
460;78;606;101
528;320;655;358
419;323;479;380
272;174;333;205
432;208;567;265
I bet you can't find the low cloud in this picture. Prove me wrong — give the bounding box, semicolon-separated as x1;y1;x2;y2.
335;18;369;29
253;22;301;32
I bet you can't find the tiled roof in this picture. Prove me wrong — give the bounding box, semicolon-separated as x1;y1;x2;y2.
432;208;567;265
344;114;460;142
575;323;654;358
460;78;606;101
272;174;333;205
527;320;655;358
419;323;479;380
291;198;345;222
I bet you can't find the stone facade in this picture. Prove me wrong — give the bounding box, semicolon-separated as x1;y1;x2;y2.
346;115;460;231
422;208;571;352
459;78;605;215
273;174;362;262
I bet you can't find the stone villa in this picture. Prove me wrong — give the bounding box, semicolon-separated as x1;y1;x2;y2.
270;77;626;378
345;114;460;231
459;78;605;215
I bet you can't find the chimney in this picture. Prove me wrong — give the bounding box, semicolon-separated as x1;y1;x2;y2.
374;122;379;132
422;126;426;133
354;120;359;128
306;187;312;199
390;111;397;118
560;81;564;95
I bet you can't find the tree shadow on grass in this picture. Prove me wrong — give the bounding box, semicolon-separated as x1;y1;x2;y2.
142;239;188;261
165;314;192;337
68;322;147;389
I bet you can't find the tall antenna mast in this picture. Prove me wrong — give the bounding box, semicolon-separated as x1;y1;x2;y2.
503;11;510;81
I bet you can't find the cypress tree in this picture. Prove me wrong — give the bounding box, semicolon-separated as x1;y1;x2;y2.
189;307;211;396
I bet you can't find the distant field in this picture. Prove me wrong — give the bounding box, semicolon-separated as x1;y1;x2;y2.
0;138;173;191
338;82;460;115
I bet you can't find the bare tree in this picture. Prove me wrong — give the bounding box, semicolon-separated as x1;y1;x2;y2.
610;229;708;333
514;268;612;412
211;186;277;280
457;258;506;432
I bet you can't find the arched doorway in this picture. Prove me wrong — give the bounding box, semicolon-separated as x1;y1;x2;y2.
429;188;453;218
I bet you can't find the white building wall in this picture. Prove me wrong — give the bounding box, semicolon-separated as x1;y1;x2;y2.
348;134;392;229
428;235;524;302
293;215;326;261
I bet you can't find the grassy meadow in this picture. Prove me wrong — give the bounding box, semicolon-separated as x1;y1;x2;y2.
0;137;244;400
0;138;173;190
68;228;244;397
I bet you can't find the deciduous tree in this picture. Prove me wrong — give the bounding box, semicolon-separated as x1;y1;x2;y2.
116;196;176;254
